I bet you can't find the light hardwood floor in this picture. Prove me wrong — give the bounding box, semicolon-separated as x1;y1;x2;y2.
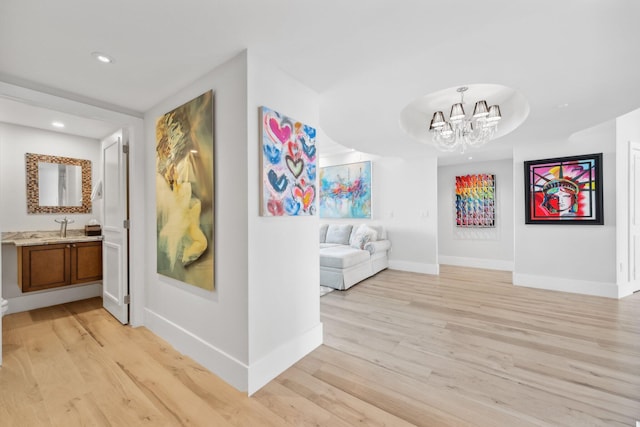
1;266;639;426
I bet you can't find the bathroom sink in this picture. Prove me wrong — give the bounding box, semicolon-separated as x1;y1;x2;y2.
39;237;68;243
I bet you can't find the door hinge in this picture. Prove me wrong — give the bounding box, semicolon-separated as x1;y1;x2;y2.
124;295;131;305
122;144;129;154
123;219;130;229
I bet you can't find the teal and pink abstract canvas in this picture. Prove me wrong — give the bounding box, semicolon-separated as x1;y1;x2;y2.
260;106;317;216
319;161;372;218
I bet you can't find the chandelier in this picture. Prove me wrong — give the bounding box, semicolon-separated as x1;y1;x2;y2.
428;86;502;153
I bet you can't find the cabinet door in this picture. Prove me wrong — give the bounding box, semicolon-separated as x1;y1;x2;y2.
19;244;71;292
71;241;103;284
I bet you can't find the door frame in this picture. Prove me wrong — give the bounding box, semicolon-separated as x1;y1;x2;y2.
617;140;640;297
0;81;146;326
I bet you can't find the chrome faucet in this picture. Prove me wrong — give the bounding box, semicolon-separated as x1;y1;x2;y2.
54;217;74;238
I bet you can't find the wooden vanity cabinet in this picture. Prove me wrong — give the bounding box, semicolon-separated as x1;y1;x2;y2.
18;241;103;292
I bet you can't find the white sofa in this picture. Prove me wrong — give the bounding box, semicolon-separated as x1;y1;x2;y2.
320;223;391;290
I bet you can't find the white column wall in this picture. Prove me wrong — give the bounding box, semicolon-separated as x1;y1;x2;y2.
246;52;322;394
438;159;514;271
513;121;618;297
143;52;250;391
142;50;323;394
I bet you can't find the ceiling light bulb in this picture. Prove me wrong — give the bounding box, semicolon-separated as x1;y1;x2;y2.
52;121;65;128
91;52;115;64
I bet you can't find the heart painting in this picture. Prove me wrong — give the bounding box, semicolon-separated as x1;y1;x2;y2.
260;106;317;216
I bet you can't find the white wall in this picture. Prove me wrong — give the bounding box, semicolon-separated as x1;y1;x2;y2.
513;121;618;297
142;50;322;394
246;52;322;394
143;52;250;391
0;122;102;231
616;107;640;296
320;151;439;274
0;122;103;314
438;159;514;271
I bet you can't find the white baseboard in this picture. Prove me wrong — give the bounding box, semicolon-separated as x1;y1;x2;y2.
438;255;514;272
389;260;439;275
617;281;639;298
6;283;102;314
513;273;619;298
248;322;323;396
144;308;249;392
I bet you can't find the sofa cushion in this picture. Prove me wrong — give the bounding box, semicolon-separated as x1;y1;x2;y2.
319;224;329;243
320;246;370;269
350;233;370;250
325;224;353;245
320;242;341;249
350;224;379;249
369;225;385;240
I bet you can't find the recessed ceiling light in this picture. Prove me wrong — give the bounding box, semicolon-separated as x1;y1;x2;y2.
91;51;115;64
556;103;569;109
468;156;473;160
52;121;65;128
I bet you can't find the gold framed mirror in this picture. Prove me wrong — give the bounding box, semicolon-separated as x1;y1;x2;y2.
26;153;92;214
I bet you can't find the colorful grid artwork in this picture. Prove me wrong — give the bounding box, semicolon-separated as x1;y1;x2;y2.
455;174;495;228
260;106;317;216
524;153;603;224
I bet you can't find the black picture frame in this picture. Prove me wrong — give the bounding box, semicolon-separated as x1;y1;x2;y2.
524;153;603;225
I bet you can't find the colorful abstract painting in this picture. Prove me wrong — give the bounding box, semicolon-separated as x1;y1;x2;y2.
524;153;603;224
260;106;317;216
156;91;214;290
320;161;372;218
455;174;495;228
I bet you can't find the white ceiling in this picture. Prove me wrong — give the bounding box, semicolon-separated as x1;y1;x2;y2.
1;0;639;161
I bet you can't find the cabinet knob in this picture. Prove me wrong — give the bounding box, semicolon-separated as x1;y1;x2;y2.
72;244;77;248
66;244;70;248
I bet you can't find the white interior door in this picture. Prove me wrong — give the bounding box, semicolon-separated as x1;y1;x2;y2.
629;141;640;291
102;130;129;324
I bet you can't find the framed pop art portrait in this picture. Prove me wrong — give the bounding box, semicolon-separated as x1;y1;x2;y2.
524;153;603;225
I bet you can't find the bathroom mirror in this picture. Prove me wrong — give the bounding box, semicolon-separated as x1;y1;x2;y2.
26;153;92;214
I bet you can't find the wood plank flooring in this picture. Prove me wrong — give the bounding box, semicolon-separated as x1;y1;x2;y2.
1;265;639;426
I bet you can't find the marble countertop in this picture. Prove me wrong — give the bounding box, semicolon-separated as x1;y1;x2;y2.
1;229;103;247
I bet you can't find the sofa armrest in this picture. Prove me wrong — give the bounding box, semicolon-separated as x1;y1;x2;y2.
364;239;391;254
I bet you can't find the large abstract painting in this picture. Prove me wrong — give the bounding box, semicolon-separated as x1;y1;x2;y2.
320;161;372;218
260;106;317;216
524;153;603;225
156;91;214;290
455;174;495;228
